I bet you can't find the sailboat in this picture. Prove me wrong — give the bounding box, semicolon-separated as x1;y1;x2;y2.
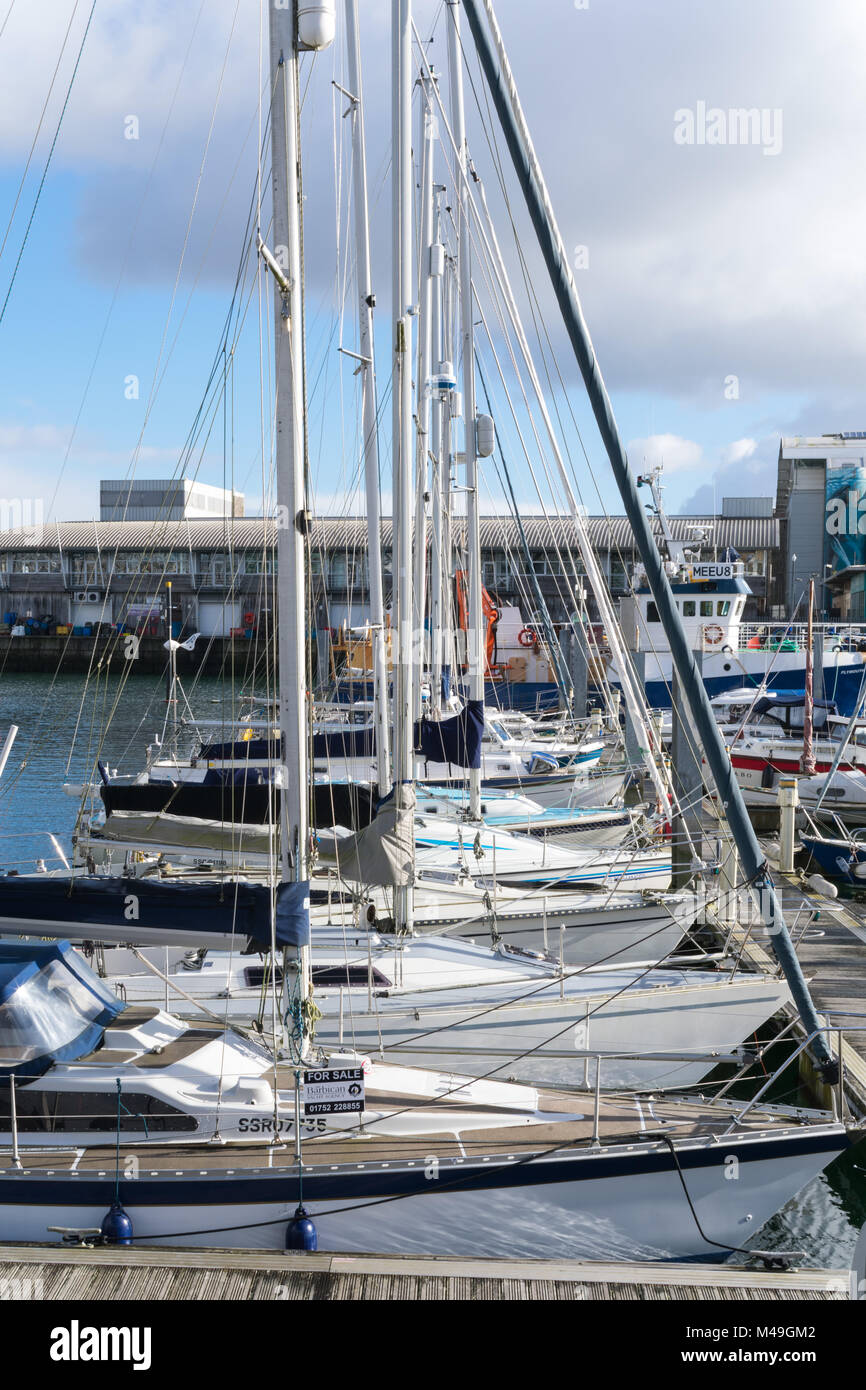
103;936;793;1093
0;933;842;1259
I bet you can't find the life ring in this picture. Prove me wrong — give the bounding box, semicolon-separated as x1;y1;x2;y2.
703;623;724;647
517;627;538;648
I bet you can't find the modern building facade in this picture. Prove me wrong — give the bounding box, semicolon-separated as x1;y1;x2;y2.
99;479;245;523
775;434;866;618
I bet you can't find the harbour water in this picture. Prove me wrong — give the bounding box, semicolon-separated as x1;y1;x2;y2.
0;670;863;1267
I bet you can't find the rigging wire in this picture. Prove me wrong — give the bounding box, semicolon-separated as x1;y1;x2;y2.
0;0;96;328
0;0;82;266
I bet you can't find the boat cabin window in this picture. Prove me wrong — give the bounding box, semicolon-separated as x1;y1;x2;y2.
243;964;392;989
647;602;660;623
0;1085;197;1133
700;600;713;617
717;601;731;616
309;965;392;988
683;601;696;617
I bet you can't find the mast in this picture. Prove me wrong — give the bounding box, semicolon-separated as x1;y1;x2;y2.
447;0;484;819
429;192;446;717
461;0;837;1079
344;0;391;796
412;68;437;719
392;0;415;934
165;580;177;750
440;252;458;704
802;577;815;776
267;0;318;1041
640;467;688;567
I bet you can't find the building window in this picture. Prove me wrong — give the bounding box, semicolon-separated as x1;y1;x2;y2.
245;552;275;576
610;558;628;593
70;555;99;585
329;552;367;589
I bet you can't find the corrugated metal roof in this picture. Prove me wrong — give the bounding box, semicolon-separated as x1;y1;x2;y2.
0;514;779;552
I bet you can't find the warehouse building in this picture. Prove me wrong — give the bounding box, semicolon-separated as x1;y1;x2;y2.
0;507;779;639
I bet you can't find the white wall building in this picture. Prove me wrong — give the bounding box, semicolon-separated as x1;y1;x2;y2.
99;479;244;523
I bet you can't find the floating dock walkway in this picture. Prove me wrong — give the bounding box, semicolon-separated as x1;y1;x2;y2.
0;1242;851;1301
712;840;866;1116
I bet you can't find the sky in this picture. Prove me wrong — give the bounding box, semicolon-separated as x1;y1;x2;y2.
0;0;864;526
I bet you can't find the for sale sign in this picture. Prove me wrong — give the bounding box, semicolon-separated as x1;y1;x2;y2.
302;1066;365;1115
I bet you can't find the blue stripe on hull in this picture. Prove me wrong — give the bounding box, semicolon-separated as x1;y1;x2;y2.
332;679;564;713
600;661;866;717
0;1128;846;1208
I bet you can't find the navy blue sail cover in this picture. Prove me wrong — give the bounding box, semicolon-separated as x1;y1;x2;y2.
202;766;272;787
275;881;311;948
0;875;308;949
100;778;377;830
312;726;377;759
0;939;125;1078
198;739;282;762
414;699;485;770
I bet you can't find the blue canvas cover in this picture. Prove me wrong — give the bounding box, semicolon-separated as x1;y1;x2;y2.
0;875;308;949
0;939;125;1078
275;881;311;948
199;739;281;762
311;726;376;759
414;699;485;769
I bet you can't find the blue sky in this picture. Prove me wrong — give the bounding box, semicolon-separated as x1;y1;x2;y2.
1;0;864;525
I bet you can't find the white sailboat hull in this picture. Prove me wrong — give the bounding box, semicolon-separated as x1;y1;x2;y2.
106;947;789;1092
305;974;791;1091
0;1125;843;1261
439;897;693;966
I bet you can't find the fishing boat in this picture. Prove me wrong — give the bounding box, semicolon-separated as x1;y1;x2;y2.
605;469;866;715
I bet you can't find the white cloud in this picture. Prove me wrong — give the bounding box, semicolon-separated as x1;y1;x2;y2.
627;434;704;474
0;424;73;452
721;438;758;465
